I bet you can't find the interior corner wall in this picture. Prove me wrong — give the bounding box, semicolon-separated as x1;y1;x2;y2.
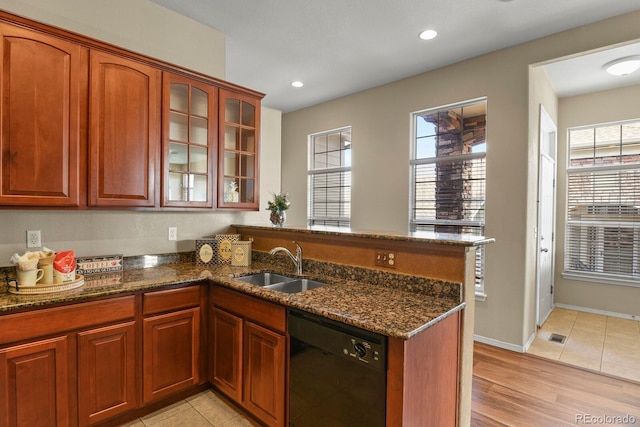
0;1;283;265
555;85;640;317
281;10;640;348
526;65;559;345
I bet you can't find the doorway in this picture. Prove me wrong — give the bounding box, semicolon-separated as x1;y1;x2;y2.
536;105;557;326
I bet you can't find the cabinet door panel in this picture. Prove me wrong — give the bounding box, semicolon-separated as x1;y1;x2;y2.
162;72;217;208
218;89;260;210
211;307;243;402
143;307;200;403
0;336;69;427
77;321;136;425
0;23;85;206
243;321;285;427
89;50;160;207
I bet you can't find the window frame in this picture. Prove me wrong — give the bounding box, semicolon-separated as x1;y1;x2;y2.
563;119;640;287
409;98;487;295
307;126;352;227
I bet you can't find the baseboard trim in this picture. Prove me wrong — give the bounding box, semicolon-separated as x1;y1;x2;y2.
523;331;537;352
554;303;640;321
473;334;525;353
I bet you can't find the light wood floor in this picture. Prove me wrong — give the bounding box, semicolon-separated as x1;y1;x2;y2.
472;342;640;426
124;342;640;426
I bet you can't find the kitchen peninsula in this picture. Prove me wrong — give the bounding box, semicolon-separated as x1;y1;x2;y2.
0;225;492;427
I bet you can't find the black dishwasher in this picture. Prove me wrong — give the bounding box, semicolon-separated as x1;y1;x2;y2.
288;308;387;427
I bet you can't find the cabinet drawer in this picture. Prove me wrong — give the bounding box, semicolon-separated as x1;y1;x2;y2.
211;286;285;333
0;296;135;345
143;285;201;316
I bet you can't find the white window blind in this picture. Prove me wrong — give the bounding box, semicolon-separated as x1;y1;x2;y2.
308;127;351;227
410;100;487;290
564;120;640;286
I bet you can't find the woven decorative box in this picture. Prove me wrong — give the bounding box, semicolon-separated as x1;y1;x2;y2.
214;234;240;264
195;239;218;266
231;241;252;267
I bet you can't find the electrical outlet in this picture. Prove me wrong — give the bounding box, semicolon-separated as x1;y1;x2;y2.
27;230;41;248
168;226;177;241
374;250;396;268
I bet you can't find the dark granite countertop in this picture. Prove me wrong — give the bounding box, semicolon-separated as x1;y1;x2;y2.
0;260;462;340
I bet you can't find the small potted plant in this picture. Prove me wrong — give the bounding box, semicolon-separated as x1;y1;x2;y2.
267;192;290;227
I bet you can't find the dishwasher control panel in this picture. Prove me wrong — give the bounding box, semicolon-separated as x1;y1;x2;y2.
342;337;384;370
288;308;387;373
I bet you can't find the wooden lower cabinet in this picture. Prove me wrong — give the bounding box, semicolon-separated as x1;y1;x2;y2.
243;321;285;427
211;307;243;401
0;286;210;426
0;336;69;427
210;286;286;427
142;286;201;403
77;321;137;426
386;311;460;427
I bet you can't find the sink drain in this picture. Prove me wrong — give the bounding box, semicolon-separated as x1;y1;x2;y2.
548;333;567;344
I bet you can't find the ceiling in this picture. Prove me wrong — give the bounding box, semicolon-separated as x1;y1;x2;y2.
150;0;640;113
544;41;640;98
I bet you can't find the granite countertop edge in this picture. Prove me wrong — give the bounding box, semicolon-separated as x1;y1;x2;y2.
0;261;463;341
232;223;495;247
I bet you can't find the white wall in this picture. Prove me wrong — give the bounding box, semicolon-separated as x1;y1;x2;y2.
554;85;640;317
0;0;225;78
281;11;640;348
0;1;283;265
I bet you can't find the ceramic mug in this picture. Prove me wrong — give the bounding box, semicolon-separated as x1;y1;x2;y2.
40;263;54;284
38;253;55;284
16;268;44;287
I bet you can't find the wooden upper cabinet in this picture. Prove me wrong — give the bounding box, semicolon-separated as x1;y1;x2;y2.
0;23;86;207
0;12;263;211
162;72;217;208
218;89;260;210
88;50;161;207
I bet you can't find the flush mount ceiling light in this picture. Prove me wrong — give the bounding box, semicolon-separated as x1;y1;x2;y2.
291;81;304;88
603;56;640;76
419;29;438;41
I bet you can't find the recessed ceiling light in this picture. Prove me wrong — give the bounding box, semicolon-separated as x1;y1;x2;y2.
419;29;438;41
291;81;304;88
603;56;640;76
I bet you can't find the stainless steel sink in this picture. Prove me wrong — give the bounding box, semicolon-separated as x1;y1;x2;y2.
234;272;295;286
234;272;328;293
266;278;327;294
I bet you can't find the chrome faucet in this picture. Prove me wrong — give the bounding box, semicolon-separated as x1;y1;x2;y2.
269;241;303;274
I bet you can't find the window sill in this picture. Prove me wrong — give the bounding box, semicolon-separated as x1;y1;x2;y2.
562;272;640;288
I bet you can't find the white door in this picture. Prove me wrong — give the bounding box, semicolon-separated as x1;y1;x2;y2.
537;106;557;326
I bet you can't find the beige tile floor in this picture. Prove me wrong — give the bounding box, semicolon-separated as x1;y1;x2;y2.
121;389;257;427
528;307;640;383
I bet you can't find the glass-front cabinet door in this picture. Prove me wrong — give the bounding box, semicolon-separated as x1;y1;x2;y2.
162;72;217;207
218;89;260;209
